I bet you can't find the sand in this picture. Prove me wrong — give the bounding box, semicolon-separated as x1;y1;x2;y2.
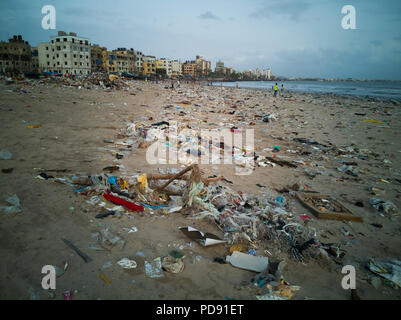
0;79;400;300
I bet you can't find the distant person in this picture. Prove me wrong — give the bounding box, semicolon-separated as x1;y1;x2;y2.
236;82;239;88
281;84;284;96
274;83;278;97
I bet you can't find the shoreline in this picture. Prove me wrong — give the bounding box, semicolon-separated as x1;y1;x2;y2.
206;82;401;104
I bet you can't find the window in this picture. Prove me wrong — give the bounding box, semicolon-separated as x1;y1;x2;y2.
80;55;82;59
73;46;77;51
63;46;66;49
65;61;67;65
63;38;67;42
46;46;48;50
64;54;67;58
85;41;88;45
74;62;77;65
57;61;59;65
46;54;49;58
74;54;76;58
79;40;82;44
57;46;61;50
56;38;60;42
72;39;75;43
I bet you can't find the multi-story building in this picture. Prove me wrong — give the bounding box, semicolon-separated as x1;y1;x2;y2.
262;68;272;80
215;60;225;74
156;58;173;77
133;50;144;74
30;46;39;73
182;60;196;77
113;48;135;74
142;55;156;76
91;44;107;72
38;31;91;75
171;60;182;77
0;35;32;75
195;55;211;77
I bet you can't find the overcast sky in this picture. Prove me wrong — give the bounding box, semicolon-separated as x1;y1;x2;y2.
1;0;401;79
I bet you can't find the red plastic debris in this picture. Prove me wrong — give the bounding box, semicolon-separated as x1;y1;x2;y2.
103;190;144;212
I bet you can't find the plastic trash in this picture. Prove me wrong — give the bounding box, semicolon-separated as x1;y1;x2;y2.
117;258;137;269
162;256;185;273
0;194;22;214
368;259;401;287
226;251;269;272
145;257;164;278
0;150;12;160
370;198;398;215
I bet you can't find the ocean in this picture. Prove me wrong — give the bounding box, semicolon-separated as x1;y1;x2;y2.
210;80;401;101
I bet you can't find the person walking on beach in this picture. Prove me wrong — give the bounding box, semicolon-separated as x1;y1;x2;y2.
281;84;284;96
273;83;278;97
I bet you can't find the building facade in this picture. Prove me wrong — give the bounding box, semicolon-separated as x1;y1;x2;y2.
0;35;32;74
91;44;107;72
113;48;135;74
142;55;156;76
38;31;91;75
133;50;144;74
171;60;182;77
182;60;196;77
195;55;211;77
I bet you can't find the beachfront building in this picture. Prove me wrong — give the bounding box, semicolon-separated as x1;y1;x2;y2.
38;31;91;75
215;60;225;75
133;50;144;74
262;68;272;80
0;35;32;75
112;48;135;74
91;44;107;72
171;60;182;77
142;55;156;76
195;55;211;77
182;60;196;77
30;47;39;73
156;58;173;78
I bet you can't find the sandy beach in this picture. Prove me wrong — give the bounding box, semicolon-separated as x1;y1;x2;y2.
0;78;400;300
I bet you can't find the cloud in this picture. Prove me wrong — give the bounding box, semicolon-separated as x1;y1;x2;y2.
249;1;310;21
370;40;382;47
198;11;219;20
393;35;401;42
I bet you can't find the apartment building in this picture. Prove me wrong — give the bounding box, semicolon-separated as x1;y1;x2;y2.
215;60;225;74
0;35;32;74
182;60;196;77
113;48;135;74
195;55;211;77
133;50;144;74
38;31;91;75
91;44;107;72
142;55;156;76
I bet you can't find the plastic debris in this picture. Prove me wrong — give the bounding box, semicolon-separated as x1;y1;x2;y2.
0;194;22;214
162;256;185;273
226;251;269;272
368;259;401;287
370;198;398;215
0;150;12;160
117;258;137;269
145;257;164;278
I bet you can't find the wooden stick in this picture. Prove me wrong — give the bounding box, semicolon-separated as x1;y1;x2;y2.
156;164;194;191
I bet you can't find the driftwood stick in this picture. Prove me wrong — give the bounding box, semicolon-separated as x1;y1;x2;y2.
156;164;194;191
147;174;189;180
